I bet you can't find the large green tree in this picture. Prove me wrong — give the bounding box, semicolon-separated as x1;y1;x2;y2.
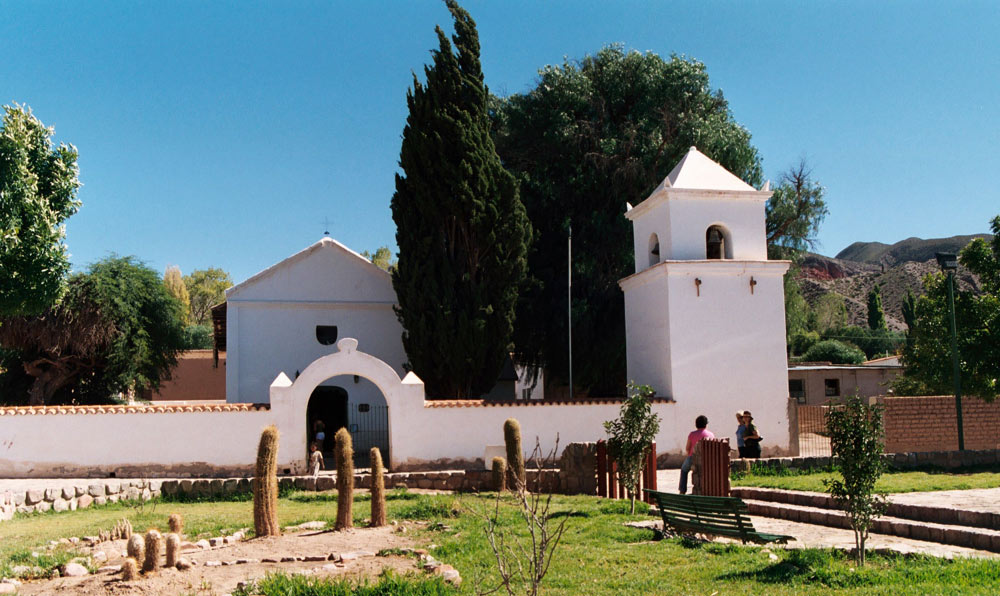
493;47;826;395
391;1;530;398
183;267;232;325
0;256;186;405
766;160;828;259
897;216;1000;400
0;104;81;316
866;285;887;331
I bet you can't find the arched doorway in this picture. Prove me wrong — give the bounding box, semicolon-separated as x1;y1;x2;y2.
305;375;389;469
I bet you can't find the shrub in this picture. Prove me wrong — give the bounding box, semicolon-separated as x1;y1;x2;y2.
803;340;866;365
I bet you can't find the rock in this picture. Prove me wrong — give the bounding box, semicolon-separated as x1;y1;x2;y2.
768;553;779;561
93;496;107;506
104;482;121;495
35;501;51;513
53;499;70;512
236;558;258;564
327;553;340;561
0;584;15;594
291;521;326;530
175;558;192;570
87;484;104;498
262;558;279;563
223;560;236;566
62;487;76;500
339;552;358;562
44;488;59;501
1;578;20;586
97;565;121;573
180;541;200;552
437;564;462;585
280;556;297;563
354;551;376;558
63;563;89;577
304;555;326;562
321;563;343;572
93;551;107;562
77;495;93;509
204;561;222;567
195;539;211;549
25;490;44;505
209;537;224;547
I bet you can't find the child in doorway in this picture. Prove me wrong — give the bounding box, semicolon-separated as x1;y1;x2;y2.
309;442;325;476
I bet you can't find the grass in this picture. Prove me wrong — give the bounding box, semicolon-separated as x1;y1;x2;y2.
2;489;999;593
732;467;1000;493
232;571;455;595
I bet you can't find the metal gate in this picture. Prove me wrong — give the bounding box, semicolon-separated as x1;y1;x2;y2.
348;404;390;470
796;405;832;457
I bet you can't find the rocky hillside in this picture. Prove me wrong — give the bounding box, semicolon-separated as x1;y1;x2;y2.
799;235;986;331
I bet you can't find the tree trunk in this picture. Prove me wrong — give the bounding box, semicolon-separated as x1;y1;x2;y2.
24;359;81;405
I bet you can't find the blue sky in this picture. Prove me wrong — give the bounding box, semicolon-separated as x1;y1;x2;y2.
3;1;998;282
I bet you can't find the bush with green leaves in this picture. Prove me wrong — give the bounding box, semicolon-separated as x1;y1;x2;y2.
823;325;904;360
824;395;889;565
603;382;661;514
803;339;866;365
181;324;213;350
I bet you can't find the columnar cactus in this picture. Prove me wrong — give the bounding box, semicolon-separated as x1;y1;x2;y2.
142;529;162;573
253;425;281;537
121;557;139;581
126;534;144;562
168;513;183;535
370;447;386;527
334;428;354;531
504;418;525;488
165;533;180;568
492;456;507;492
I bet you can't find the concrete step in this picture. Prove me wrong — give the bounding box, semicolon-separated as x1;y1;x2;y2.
732;487;1000;531
741;498;1000;553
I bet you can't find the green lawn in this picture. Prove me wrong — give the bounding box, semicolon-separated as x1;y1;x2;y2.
2;490;999;594
732;468;1000;493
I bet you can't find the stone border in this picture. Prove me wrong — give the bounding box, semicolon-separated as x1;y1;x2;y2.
1;480;162;519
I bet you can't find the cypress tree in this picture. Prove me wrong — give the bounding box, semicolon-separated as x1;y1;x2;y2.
867;285;887;331
391;0;530;398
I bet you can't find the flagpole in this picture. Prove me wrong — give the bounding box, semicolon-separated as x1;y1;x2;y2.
568;223;573;400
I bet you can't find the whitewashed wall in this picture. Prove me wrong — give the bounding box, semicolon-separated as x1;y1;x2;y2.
0;405;278;478
226;238;407;405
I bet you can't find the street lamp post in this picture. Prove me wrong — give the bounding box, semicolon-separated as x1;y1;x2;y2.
936;252;964;451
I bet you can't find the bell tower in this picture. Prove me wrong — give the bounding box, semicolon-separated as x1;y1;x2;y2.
619;147;791;451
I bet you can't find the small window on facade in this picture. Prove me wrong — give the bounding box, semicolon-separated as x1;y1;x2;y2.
316;325;338;345
706;226;726;260
789;379;806;403
824;378;840;397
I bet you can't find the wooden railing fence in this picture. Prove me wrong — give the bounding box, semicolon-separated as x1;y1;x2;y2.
595;440;657;503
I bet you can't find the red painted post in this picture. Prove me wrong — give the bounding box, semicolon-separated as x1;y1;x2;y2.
646;441;658;502
596;440;608;498
609;459;618;499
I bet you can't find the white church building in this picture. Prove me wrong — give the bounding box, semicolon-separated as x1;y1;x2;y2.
0;147;793;477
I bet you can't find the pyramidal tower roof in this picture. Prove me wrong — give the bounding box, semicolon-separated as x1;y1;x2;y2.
660;146;757;192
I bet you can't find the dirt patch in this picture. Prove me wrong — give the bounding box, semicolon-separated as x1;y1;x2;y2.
14;523;429;595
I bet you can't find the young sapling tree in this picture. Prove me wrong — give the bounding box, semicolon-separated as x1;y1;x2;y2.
603;382;661;514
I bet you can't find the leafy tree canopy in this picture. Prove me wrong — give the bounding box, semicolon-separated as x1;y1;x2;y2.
360;246;397;273
803;339;866;365
164;265;190;324
183;267;232;325
604;382;661;514
492;46;825;395
867;285;887;331
0;256;186;405
0;104;81;316
391;0;530;398
896;217;1000;400
766;160;828;259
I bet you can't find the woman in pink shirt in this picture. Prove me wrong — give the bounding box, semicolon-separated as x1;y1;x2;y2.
679;415;714;494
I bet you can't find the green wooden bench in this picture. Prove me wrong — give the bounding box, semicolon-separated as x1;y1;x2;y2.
644;489;794;545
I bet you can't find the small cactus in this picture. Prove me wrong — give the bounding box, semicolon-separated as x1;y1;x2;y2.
126;534;144;562
504;418;525;488
492;456;507;492
142;529;162;573
121;557;139;581
370;447;386;527
253;426;281;537
334;428;354;531
168;513;183;535
164;533;180;568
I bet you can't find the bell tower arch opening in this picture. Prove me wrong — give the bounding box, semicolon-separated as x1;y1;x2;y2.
706;225;732;260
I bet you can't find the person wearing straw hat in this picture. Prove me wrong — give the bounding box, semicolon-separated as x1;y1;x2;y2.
742;411;762;459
